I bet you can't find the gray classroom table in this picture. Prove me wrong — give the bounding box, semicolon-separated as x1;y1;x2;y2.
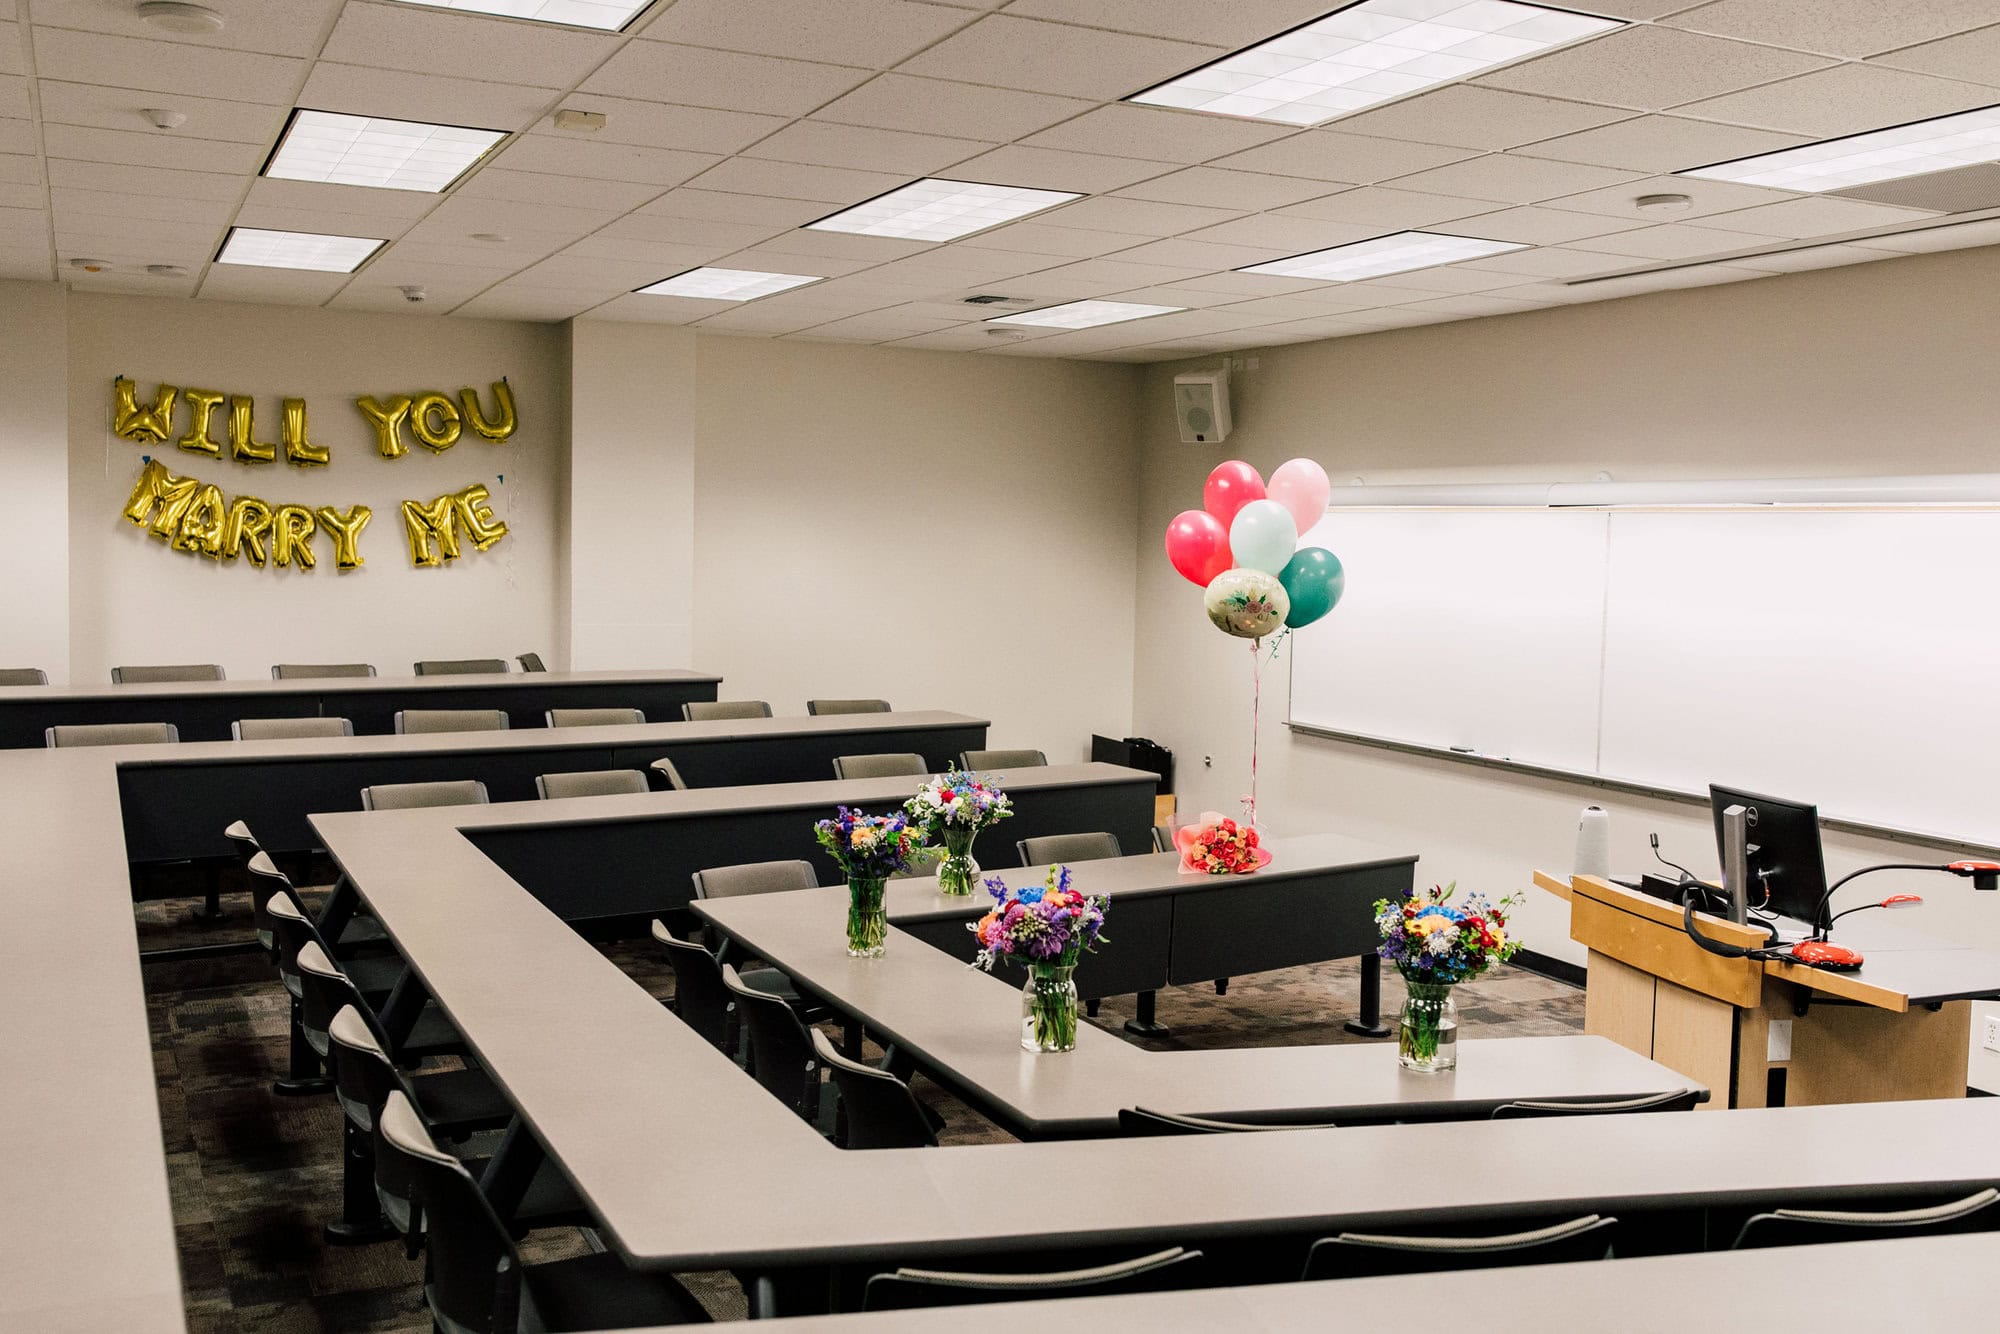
0;667;722;747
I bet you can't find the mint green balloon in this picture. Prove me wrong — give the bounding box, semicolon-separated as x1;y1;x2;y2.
1279;547;1344;629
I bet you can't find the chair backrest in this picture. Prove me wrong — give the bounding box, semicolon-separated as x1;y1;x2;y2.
271;662;375;679
545;707;645;728
692;859;818;901
327;1003;398;1133
862;1247;1202;1311
46;722;179;747
377;1090;524;1333
808;698;890;715
516;652;546;672
412;658;508;676
1117;1107;1337;1136
721;965;822;1121
223;819;261;857
653;757;690;791
232;716;355;740
294;940;362;1057
1732;1188;2000;1250
0;667;48;685
1151;824;1175;853
264;887;318;992
1017;831;1122;866
651;923;736;1051
361;779;490;812
1302;1215;1619;1281
683;700;773;721
832;752;928;780
810;1029;937;1150
535;769;650;800
395;708;509;735
111;663;224;683
958;748;1046;770
1491;1089;1704;1119
244;850;294;947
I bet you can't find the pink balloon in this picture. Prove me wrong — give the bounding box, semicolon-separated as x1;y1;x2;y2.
1164;509;1232;588
1203;460;1266;528
1267;458;1331;539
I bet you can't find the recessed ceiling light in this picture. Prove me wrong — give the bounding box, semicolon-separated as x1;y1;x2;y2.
1239;230;1527;282
264;109;505;194
1681;104;2000;194
135;2;224;34
808;179;1083;243
386;1;654;32
986;300;1184;330
635;267;823;301
1128;0;1623;127
217;227;385;273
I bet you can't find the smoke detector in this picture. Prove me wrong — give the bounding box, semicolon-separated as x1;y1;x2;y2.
1634;192;1693;214
399;285;429;304
140;108;187;130
135;2;224;33
68;257;110;273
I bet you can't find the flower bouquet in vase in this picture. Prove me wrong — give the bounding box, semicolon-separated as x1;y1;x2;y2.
904;768;1013;896
813;806;925;958
969;865;1108;1053
1172;811;1271;875
1373;882;1522;1072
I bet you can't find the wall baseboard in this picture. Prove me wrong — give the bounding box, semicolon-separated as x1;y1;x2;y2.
1513;948;1584;989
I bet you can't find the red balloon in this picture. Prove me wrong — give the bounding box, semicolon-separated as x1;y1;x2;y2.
1164;509;1231;587
1204;460;1266;529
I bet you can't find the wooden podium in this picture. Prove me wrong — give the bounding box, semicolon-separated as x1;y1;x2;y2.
1535;872;1978;1109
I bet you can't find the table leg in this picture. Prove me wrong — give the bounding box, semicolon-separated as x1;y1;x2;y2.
1123;990;1169;1038
1344;954;1391;1038
315;875;358;952
375;967;426;1062
480;1118;546;1224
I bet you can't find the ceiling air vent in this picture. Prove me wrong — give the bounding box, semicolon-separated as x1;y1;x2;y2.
960;294;1034;307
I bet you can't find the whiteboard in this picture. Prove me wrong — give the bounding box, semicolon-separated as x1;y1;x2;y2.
1290;504;2000;847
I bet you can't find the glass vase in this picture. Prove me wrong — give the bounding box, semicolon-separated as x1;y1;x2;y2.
937;826;980;897
1397;981;1458;1072
1020;962;1079;1053
846;877;887;959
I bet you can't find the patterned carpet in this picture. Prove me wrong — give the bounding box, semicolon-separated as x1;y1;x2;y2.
137;884;1584;1331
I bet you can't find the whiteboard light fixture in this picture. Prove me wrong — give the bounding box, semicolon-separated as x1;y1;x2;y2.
986;300;1183;329
1682;104;2000;193
386;1;653;31
264;109;505;194
635;267;822;301
808;179;1083;243
1240;230;1526;282
1127;0;1623;127
216;227;385;273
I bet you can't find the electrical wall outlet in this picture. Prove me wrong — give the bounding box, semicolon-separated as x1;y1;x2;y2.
1767;1019;1792;1062
1983;1014;2000;1053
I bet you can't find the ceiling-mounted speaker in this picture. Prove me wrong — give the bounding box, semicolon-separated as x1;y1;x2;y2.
1173;369;1231;444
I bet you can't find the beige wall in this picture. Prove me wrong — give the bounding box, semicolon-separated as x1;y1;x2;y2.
1130;243;2000;1089
0;281;69;682
692;336;1143;756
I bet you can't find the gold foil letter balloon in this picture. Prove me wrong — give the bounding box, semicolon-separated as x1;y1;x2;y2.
357;395;413;459
282;398;329;467
1204;568;1290;640
112;377;178;443
451;483;507;552
401;493;461;567
177;389;224;457
122;458;199;539
409;392;463;452
460;380;516;442
228;395;277;464
315;505;372;571
270;505;318;569
173;483;227;557
221;495;275;566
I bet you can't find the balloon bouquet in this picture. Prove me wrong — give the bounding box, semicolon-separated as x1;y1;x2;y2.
1163;458;1344;851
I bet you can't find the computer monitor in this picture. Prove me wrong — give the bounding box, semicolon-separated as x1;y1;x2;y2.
1709;785;1828;928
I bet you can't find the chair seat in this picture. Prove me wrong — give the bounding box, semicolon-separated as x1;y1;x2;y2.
410;1067;512;1134
520;1252;713;1329
740;967;801;1002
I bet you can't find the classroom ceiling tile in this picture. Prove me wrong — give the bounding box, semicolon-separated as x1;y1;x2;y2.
1274;185;1497;229
494;137;719;187
1662;0;2000;59
29;0;344;57
1009;256;1210;297
228;205;415;242
455;287;610;321
1113;166;1335;209
732;227;931;262
1566;221;1778;259
505;252;669;291
684;157;907;204
705;247;879;277
636;0;975;67
198;264;355;305
33;28;307;103
36;80;287;144
638;188;832;228
42;123;264;173
1451;244;1631;277
0;73;26;120
1212;131;1481;184
742;121;993;175
1672;64;2000;138
946;144;1180;194
958;221;1152;258
812;76;1093;141
456;168;664;213
1180;212;1382;253
581;43;873;116
530;96;786;155
0;180;41;208
1703;194;1944;237
1021;104;1293;164
896;16;1222;101
421;192;620;238
1550;172;1799;219
1473;25;1831;109
53;186;236;225
1357;263;1541;294
239;177;438;221
1002;0;1347;47
0;114;29;154
1039;195;1244;236
1449;204;1652;244
321;3;619;86
48;157;240;200
597;211;788;251
49;210;216;247
1327;86;1634;153
1395;292;1548;318
1521;115;1811;174
1874;23;2000;88
1389;153;1647;205
295;62;557;131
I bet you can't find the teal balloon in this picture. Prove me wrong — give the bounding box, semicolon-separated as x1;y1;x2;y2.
1279;547;1344;629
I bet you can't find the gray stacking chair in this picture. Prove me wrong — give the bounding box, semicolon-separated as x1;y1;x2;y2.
546;707;644;728
46;722;179;747
651;923;739;1053
394;709;509;734
360;780;490;811
832;753;927;780
810;1029;936;1151
807;698;890;715
272;663;375;679
1491;1090;1702;1118
653;757;691;791
1151;825;1176;853
958;748;1046;770
683;700;773;721
861;1248;1203;1311
535;770;650;800
516;652;546;672
111;663;224;683
1301;1216;1619;1280
0;667;48;685
1017;831;1122;866
720;965;825;1124
1731;1189;2000;1250
412;658;508;676
232;717;355;740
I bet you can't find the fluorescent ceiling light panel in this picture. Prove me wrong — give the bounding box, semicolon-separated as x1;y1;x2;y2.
635;267;822;300
1129;0;1622;127
809;179;1083;243
387;0;652;31
216;227;384;273
987;300;1183;329
1240;230;1526;281
1681;104;2000;193
265;109;505;193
